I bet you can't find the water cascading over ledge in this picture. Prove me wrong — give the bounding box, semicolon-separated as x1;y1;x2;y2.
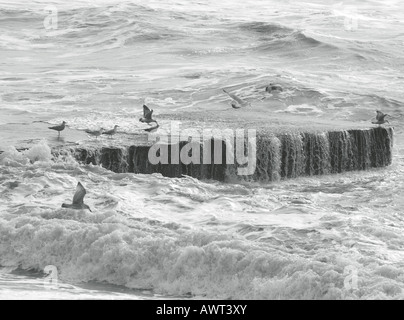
60;127;393;182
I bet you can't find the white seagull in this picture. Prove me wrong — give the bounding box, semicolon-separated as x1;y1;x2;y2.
223;89;251;109
85;128;104;139
102;125;119;139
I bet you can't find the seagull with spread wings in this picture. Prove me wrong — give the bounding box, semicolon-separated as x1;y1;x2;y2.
62;182;92;212
139;105;157;125
371;110;390;126
223;89;251;109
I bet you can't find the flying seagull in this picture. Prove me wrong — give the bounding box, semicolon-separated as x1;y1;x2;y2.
102;125;119;139
223;89;251;109
143;121;159;133
49;121;66;138
372;110;389;126
62;182;92;212
265;83;283;93
85;128;104;139
139;105;157;125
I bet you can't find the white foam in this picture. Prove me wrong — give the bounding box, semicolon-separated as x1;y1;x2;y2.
276;104;323;115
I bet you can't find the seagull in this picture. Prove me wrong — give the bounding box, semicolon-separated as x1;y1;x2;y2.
371;110;390;126
102;125;119;139
265;83;283;93
143;121;159;133
85;128;104;139
139;105;157;125
223;89;251;109
62;182;92;212
49;121;66;138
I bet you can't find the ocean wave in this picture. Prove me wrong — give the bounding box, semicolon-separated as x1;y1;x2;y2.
256;30;336;54
0;2;384;64
215;20;340;59
1;202;403;299
0;4;187;51
0;7;38;18
237;21;293;35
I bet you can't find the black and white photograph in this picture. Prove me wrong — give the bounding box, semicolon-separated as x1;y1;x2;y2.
0;0;403;303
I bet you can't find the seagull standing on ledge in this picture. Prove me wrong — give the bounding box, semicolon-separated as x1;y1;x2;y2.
139;105;157;125
102;125;119;139
62;182;92;212
49;121;66;138
85;128;104;139
372;110;390;126
223;89;251;109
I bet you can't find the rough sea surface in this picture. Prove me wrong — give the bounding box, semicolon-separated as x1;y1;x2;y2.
0;0;403;299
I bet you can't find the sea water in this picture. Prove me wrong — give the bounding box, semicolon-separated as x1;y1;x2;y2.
0;0;403;299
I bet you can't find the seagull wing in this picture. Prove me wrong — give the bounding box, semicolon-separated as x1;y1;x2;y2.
223;89;245;104
145;109;154;120
376;110;385;121
143;105;152;117
72;182;86;205
102;128;113;135
49;123;63;130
